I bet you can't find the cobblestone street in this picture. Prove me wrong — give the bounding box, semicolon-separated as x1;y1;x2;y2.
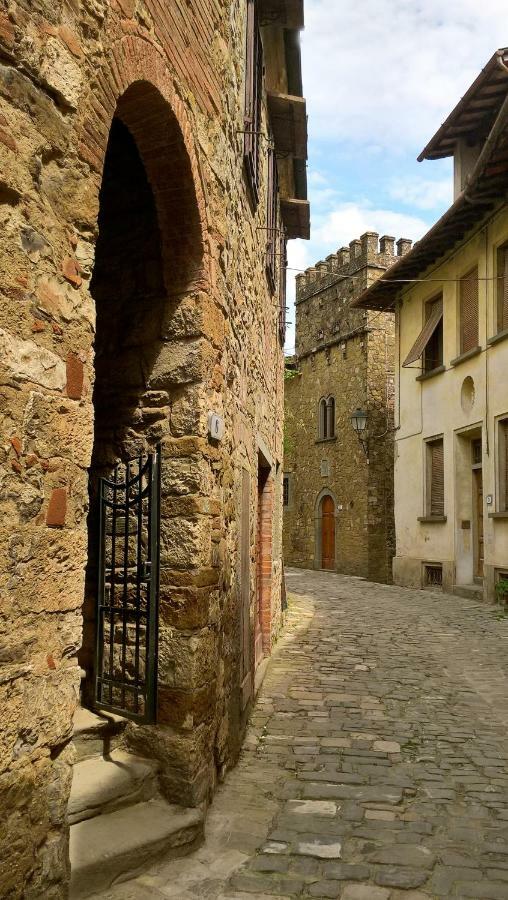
100;569;508;900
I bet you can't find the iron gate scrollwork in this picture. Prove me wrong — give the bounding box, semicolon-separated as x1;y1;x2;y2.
94;447;161;723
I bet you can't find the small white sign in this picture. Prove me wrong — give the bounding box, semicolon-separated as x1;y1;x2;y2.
208;412;225;442
486;494;493;506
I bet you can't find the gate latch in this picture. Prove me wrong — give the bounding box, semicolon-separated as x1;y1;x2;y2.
140;561;152;583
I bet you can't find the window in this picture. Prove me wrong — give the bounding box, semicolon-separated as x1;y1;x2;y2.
423;297;443;374
326;397;335;438
425;437;445;518
459;266;479;353
499;418;508;511
402;294;443;374
244;0;263;205
283;474;290;506
279;231;287;344
496;244;508;334
318;398;327;439
266;146;278;292
318;397;335;440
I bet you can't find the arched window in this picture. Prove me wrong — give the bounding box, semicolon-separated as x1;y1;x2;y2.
326;397;335;438
318;398;327;439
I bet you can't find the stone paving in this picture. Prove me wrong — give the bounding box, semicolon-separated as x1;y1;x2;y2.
98;568;508;900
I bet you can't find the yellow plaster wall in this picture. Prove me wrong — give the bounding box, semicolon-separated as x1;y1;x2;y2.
394;207;508;598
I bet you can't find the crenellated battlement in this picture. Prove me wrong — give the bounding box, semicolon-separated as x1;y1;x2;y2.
296;231;413;303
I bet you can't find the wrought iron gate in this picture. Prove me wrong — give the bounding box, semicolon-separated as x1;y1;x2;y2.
94;448;161;723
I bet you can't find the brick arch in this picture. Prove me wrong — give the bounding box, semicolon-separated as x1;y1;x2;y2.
77;34;210;293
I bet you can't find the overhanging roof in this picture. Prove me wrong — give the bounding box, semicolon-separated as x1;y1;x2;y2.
354;73;508;311
268;92;307;158
259;0;304;28
419;48;508;161
281;198;310;239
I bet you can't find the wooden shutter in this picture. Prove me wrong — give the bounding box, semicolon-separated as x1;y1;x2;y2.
460;266;479;353
266;146;278;291
430;439;444;517
244;0;263;204
498;248;508;333
403;297;443;367
503;421;508;510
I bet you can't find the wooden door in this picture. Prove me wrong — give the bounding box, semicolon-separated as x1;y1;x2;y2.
474;468;484;578
321;496;335;570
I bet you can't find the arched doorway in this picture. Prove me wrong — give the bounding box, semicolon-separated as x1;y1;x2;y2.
320;495;336;570
79;81;205;725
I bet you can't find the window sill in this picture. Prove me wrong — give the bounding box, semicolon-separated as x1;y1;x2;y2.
418;516;447;523
416;365;445;382
487;327;508;347
315;436;337;444
450;346;481;367
488;511;508;519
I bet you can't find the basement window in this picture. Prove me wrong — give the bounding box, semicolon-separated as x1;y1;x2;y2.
424;563;443;589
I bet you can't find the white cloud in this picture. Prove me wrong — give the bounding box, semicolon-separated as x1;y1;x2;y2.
303;0;508;150
388;175;452;211
311;202;430;250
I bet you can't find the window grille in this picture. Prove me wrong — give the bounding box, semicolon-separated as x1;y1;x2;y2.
460;266;479;353
472;438;482;466
424;563;443;588
244;0;263;205
283;475;289;506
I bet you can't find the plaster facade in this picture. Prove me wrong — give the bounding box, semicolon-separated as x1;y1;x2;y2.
283;233;404;583
0;1;308;896
392;210;508;600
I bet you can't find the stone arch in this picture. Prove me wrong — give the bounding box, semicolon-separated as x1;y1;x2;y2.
77;35;211;294
314;489;338;571
77;50;217;744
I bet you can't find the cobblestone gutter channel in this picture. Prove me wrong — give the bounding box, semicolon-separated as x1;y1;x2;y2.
99;569;508;899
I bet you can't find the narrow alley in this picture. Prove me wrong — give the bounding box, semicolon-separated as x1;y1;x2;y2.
97;569;508;900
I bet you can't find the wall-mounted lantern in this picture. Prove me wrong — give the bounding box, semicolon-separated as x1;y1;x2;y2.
351;407;368;457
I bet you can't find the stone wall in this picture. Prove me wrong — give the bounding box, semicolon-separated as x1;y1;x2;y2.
283;233;405;582
0;1;290;896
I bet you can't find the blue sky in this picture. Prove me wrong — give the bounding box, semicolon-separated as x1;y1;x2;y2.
285;0;508;352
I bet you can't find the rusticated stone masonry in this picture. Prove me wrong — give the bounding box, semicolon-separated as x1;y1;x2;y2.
0;1;294;897
284;233;413;584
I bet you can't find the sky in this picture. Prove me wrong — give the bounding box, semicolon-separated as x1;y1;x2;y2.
285;0;508;353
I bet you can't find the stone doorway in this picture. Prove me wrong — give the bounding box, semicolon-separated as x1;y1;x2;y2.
79;114;168;708
321;495;336;570
69;81;209;896
455;426;483;593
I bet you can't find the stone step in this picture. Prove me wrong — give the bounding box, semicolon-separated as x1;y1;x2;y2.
72;707;127;761
69;798;204;899
68;749;159;825
453;583;484;602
